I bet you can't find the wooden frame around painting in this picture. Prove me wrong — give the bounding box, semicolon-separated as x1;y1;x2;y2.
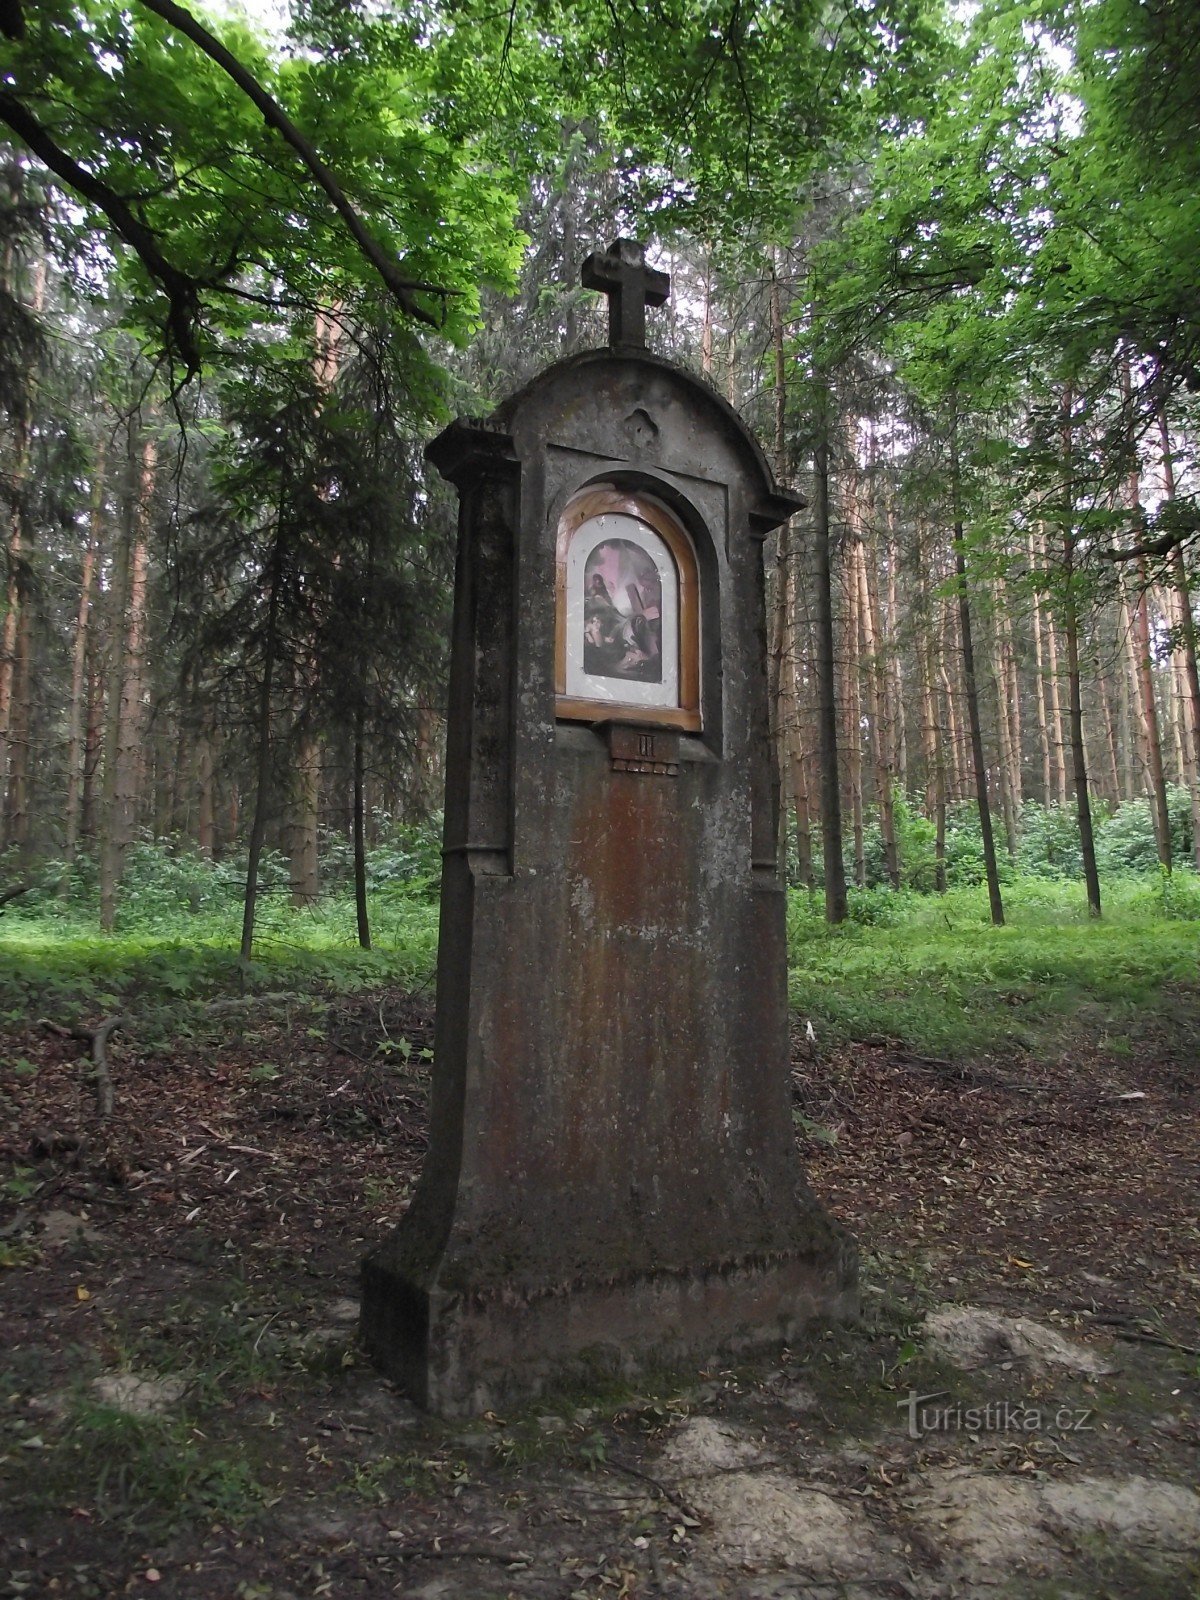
555;486;701;732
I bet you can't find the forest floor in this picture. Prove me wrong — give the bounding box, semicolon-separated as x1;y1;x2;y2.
1;975;1199;1599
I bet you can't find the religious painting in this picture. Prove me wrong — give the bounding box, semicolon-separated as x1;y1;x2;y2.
555;487;701;732
582;538;664;684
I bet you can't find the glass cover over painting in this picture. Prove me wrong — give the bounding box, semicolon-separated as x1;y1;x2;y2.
583;539;663;683
563;512;681;710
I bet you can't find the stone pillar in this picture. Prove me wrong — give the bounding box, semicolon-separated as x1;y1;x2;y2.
362;348;856;1416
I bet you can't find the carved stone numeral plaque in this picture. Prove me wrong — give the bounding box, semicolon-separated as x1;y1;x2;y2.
608;723;679;776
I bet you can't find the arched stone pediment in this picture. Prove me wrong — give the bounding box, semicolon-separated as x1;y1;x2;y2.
495;346;803;537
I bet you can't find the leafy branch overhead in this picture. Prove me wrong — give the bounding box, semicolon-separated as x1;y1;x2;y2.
0;0;524;372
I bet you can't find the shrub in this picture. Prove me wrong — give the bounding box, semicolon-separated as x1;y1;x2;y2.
1095;786;1194;874
893;795;940;892
1015;799;1084;879
943;803;990;887
320;815;443;900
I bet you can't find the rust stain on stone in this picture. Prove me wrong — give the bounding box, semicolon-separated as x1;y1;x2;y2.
561;759;704;1205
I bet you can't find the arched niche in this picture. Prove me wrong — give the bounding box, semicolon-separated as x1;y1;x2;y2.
554;485;701;732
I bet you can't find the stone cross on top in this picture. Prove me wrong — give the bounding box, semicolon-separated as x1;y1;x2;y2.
582;237;670;348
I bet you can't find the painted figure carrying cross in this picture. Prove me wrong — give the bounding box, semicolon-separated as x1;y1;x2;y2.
582;237;670;349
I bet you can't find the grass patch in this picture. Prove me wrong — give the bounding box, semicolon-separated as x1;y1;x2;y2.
0;1280;347;1543
788;876;1200;1058
6;1400;270;1536
3;858;1197;1063
0;892;439;1018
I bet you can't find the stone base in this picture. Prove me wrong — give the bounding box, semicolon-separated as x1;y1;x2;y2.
361;1242;857;1416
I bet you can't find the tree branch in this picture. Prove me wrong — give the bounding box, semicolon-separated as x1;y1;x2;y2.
1100;527;1194;563
133;0;455;327
0;90;204;373
40;1014;126;1119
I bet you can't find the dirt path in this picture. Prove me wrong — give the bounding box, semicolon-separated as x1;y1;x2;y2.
2;990;1197;1598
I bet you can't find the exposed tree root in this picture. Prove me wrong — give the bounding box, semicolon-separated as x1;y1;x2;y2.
39;1015;126;1119
36;993;312;1118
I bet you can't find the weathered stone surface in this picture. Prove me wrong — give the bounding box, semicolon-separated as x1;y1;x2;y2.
661;1417;771;1475
902;1466;1200;1576
1042;1474;1200;1553
361;259;855;1414
924;1305;1115;1377
688;1472;891;1578
39;1210;103;1247
92;1372;187;1416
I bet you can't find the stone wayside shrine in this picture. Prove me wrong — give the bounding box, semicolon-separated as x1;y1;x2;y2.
361;239;856;1413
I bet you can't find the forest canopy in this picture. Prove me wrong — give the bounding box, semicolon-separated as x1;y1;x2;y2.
1;0;1198;944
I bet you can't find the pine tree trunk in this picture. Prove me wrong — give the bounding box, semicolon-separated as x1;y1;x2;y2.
991;605;1019;857
1027;529;1054;804
859;434;900;882
167;708;190;838
766;263;815;885
241;526;286;965
1165;583;1200;854
99;422;141;931
63;506;98;866
1131;561;1173;868
6;568;34;854
81;644;103;847
812;384;847;922
1119;362;1172;868
289;729;321;905
1164;602;1188;787
885;502;906;789
914;524;947;891
919;630;948;890
1066;606;1101;914
354;700;371;950
0;519;17;830
195;724;216;857
771;275;800;876
950;402;1004;925
999;587;1023;824
939;600;965;803
1158;404;1200;867
1118;606;1136;801
1044;580;1068;804
116;449;152;842
1094;635;1122;807
782;545;816;888
0;252;44;848
0;438;28;850
1060;392;1101;916
856;533;900;886
845;535;865;888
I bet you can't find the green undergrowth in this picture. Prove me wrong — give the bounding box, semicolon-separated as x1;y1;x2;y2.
788;874;1200;1058
0;1276;360;1545
9;1401;271;1537
2;855;1197;1063
0;892;439;1020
